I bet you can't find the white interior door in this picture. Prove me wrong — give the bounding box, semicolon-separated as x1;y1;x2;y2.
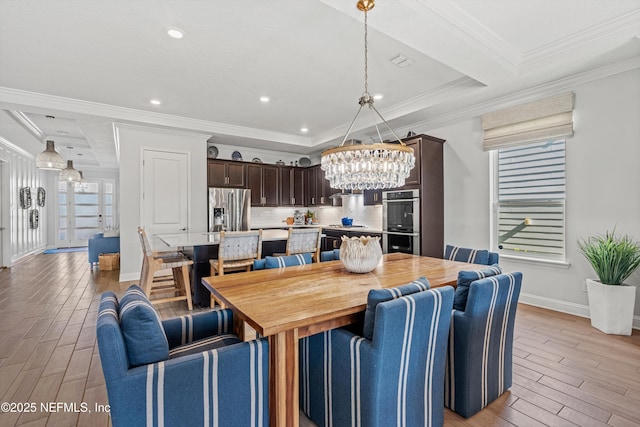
142;149;189;236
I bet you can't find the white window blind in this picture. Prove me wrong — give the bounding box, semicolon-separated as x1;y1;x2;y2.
497;139;565;260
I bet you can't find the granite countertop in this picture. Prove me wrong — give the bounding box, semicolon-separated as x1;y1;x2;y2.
251;224;383;233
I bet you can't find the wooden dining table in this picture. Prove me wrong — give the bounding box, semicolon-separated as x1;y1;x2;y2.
202;252;481;427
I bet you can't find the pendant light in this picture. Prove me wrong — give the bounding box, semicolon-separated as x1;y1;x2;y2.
59;160;82;182
35;140;65;170
321;0;415;191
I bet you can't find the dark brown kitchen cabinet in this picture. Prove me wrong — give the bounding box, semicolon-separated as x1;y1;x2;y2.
402;137;421;188
207;160;246;188
322;229;382;251
363;189;382;206
306;165;342;207
247;164;279;206
280;166;305;206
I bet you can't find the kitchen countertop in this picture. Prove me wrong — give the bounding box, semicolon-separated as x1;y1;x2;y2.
251;224;383;234
153;229;290;251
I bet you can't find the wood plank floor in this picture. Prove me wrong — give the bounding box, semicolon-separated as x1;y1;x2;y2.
0;251;639;426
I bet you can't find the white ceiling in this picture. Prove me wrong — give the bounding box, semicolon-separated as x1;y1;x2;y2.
1;0;639;168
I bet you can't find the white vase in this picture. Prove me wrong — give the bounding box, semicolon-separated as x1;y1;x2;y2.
340;235;382;273
586;279;636;335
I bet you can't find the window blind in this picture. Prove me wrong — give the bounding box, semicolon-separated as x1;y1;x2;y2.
497;140;565;258
483;92;574;151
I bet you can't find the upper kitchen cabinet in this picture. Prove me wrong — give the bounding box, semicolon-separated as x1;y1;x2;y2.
400;134;444;190
208;160;246;188
280;166;305;206
305;165;342;207
363;189;382;206
247;163;279;206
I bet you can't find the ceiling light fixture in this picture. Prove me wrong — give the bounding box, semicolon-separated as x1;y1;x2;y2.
35;140;65;170
321;0;414;191
259;96;270;103
300;127;309;133
373;94;383;100
150;99;161;105
59;160;82;182
167;27;184;39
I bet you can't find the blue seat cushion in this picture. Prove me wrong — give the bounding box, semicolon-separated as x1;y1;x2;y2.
362;277;430;340
264;253;312;269
333;249;340;260
445;245;490;265
168;333;242;359
119;285;169;367
453;264;502;311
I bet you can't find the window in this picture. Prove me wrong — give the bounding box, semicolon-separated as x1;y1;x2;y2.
494;139;565;261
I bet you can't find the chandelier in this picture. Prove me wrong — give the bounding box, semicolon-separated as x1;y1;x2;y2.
35;140;65;170
321;0;415;191
59;160;82;182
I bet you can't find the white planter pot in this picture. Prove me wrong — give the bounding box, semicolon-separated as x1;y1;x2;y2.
586;279;636;335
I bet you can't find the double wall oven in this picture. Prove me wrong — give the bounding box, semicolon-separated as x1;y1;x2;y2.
382;189;420;255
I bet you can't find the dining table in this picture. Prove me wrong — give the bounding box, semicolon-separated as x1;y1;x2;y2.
201;252;482;427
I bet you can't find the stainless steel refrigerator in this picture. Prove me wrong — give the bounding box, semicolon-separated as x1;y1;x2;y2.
208;188;251;232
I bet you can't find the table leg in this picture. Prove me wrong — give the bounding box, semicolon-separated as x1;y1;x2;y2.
269;329;299;427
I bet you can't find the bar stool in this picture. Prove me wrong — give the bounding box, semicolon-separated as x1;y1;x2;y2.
286;227;322;262
209;230;263;307
137;227;193;310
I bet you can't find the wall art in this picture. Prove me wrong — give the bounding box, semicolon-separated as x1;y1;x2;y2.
19;187;32;209
37;187;46;207
29;209;39;229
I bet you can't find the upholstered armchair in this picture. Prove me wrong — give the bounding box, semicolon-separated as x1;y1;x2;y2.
88;232;120;266
445;271;522;418
97;286;268;427
300;285;454;427
444;244;499;265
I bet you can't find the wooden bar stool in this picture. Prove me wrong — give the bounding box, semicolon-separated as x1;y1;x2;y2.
209;230;263;307
286;227;322;262
137;227;193;310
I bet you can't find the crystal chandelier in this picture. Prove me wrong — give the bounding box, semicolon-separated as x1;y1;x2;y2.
35;140;65;170
59;160;82;182
321;0;415;190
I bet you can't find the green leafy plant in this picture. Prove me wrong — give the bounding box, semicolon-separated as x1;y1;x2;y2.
578;230;640;285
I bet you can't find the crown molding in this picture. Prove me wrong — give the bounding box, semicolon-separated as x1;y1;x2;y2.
0;87;312;148
523;9;640;67
5;110;45;141
371;56;640;139
410;0;521;70
0;136;35;160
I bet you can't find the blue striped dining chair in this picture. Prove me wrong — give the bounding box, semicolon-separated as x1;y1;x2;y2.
445;272;522;418
96;286;268;427
300;286;454;427
444;244;499;265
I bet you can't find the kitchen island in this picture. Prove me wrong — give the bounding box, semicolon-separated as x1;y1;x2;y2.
153;230;291;307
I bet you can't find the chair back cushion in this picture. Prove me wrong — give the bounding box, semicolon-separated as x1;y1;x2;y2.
264;253;312;269
97;291;130;379
362;277;430;340
453;264;502;311
445;244;490;265
119;285;169;367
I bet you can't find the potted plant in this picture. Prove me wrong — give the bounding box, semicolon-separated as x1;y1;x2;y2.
578;229;640;335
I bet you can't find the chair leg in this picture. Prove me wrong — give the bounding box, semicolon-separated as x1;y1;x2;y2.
179;265;193;311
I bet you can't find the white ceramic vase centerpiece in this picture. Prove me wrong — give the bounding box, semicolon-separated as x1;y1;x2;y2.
340;235;382;273
578;230;640;335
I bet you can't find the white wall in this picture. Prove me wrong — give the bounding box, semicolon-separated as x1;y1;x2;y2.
416;68;640;325
0;138;50;265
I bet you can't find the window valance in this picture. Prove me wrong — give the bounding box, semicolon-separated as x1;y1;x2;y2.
482;92;574;151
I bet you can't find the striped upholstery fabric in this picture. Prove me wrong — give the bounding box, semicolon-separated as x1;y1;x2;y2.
253;253;313;270
453;264;502;311
445;244;499;266
300;286;454;427
168;333;242;359
362;277;431;340
445;272;522;418
97;292;268;427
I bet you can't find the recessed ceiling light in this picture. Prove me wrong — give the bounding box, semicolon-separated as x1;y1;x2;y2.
57;130;70;136
373;94;383;100
259;96;270;103
300;127;309;133
66;146;74;150
167;27;184;39
150;99;162;105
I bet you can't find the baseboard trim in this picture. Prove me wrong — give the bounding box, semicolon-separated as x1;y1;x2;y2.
119;272;139;283
519;292;640;330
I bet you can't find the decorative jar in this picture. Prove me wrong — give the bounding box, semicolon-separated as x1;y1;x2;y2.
340;235;382;273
